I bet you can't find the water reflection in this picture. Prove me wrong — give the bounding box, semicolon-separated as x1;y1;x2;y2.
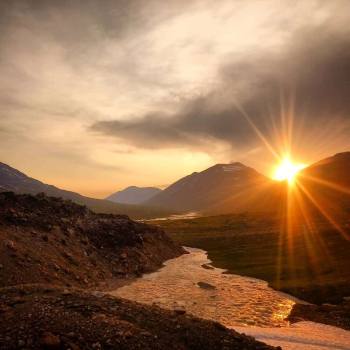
111;247;297;328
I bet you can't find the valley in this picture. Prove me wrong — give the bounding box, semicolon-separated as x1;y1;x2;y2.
110;247;350;349
2;2;350;348
155;213;350;305
0;192;276;350
1;152;350;349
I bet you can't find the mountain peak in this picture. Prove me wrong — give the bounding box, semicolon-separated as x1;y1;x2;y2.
146;161;267;212
106;186;162;205
218;162;247;171
332;151;350;160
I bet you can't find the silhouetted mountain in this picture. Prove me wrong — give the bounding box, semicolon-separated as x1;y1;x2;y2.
146;163;272;213
106;186;162;204
147;153;350;216
300;152;350;187
296;152;350;218
0;162;175;219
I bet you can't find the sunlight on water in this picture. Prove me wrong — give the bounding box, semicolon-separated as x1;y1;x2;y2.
111;247;297;328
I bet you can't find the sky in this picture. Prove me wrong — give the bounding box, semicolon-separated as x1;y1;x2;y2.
1;0;350;198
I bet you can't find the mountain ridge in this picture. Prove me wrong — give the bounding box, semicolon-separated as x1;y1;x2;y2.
146;162;271;213
106;185;162;204
0;162;175;219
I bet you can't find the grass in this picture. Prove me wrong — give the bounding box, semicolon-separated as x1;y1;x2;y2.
152;213;350;304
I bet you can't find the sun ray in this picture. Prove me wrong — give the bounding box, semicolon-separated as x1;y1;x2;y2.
296;180;350;241
273;157;306;183
300;173;350;196
231;99;281;160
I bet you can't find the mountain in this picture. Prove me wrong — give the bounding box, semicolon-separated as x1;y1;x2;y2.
300;152;350;188
146;153;350;216
106;186;162;204
0;162;175;219
146;162;273;213
4;152;350;220
296;152;350;218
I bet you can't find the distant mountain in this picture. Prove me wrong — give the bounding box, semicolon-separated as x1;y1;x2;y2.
4;151;350;219
106;186;162;204
146;162;273;213
0;162;175;219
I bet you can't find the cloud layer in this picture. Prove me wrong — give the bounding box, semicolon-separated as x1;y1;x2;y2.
91;20;350;157
1;0;350;195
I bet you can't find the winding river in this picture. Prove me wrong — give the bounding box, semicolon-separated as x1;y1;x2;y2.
111;247;296;327
110;247;350;350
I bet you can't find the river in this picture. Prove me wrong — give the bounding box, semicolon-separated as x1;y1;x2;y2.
110;247;350;349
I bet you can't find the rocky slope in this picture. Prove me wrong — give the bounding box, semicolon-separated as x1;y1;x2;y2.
288;301;350;331
0;285;277;350
0;192;276;349
0;191;183;288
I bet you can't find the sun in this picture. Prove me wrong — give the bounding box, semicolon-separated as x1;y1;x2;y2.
273;157;306;183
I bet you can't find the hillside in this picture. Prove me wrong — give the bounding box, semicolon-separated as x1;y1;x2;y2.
0;192;184;288
0;162;174;219
106;186;162;204
0;285;276;350
146;163;272;213
0;192;275;350
145;152;350;217
297;152;350;218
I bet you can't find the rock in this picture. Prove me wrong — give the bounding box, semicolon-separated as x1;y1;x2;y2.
197;281;216;290
40;332;61;349
4;239;16;251
67;342;81;350
201;263;215;270
174;308;186;315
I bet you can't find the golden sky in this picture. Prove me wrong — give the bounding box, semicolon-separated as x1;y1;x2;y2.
1;0;350;198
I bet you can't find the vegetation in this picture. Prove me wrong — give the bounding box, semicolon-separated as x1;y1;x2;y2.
153;213;350;305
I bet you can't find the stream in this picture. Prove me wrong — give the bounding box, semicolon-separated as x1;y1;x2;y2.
110;247;350;349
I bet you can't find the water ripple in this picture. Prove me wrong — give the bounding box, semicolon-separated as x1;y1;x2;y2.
111;247;298;328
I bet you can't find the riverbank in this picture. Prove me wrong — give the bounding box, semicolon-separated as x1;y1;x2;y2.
0;284;277;350
111;247;298;328
110;247;350;350
0;193;277;349
154;213;350;305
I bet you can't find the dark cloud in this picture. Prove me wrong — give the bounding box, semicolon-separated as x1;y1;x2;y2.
91;24;350;154
0;0;191;46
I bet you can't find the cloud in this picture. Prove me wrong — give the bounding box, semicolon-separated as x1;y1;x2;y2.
90;20;350;156
1;0;350;194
